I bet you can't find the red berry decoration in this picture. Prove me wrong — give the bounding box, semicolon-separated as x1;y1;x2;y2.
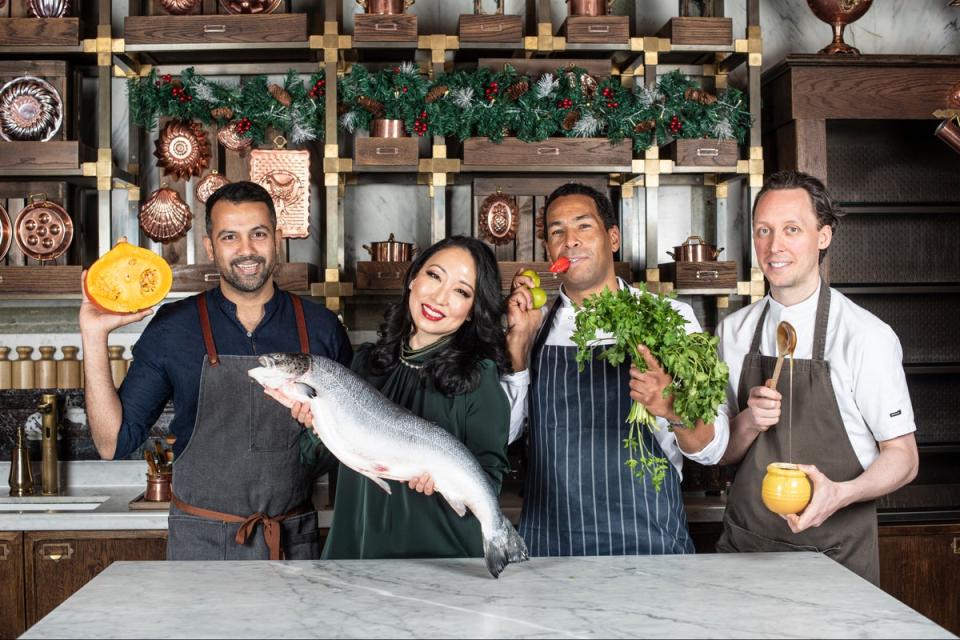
669;115;683;135
161;74;172;84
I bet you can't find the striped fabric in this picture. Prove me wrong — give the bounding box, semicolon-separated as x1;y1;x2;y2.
519;342;693;556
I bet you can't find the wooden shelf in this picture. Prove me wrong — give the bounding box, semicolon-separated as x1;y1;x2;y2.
124;14;308;48
0;17;81;47
0;142;95;177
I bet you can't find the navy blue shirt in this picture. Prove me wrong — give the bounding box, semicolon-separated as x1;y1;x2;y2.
114;285;352;460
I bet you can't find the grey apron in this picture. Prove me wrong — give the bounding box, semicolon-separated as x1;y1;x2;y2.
519;298;693;556
166;292;319;561
716;286;879;584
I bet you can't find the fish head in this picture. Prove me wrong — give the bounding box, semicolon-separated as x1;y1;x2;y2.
248;352;320;407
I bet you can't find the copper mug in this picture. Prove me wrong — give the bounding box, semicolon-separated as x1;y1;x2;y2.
145;472;172;502
568;0;613;16
357;0;413;14
370;118;407;138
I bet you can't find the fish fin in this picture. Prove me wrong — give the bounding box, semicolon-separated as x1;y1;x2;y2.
294;382;316;399
357;470;392;495
441;493;468;518
483;515;529;579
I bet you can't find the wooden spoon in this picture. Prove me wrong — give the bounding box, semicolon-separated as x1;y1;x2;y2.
766;321;797;390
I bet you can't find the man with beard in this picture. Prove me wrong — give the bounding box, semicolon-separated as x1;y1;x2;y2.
80;181;351;561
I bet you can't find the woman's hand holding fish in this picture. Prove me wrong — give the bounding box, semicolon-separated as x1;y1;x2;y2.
289;401;314;428
408;473;435;496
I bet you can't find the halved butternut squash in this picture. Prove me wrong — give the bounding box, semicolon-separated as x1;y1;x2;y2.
84;241;173;313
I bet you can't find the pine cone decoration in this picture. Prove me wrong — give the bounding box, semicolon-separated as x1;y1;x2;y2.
269;84;293;107
357;95;385;118
684;87;703;102
699;92;717;105
562;110;580;132
634;119;655;133
337;102;350;116
425;85;449;104
210;106;234;120
506;80;529;101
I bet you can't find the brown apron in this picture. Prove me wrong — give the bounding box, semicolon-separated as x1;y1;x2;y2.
716;286;879;584
166;292;318;561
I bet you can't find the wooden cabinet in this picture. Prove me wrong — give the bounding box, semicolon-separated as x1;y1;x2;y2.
22;530;167;630
879;523;960;636
0;531;25;640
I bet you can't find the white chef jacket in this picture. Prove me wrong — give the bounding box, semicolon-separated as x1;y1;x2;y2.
501;278;729;478
716;280;916;470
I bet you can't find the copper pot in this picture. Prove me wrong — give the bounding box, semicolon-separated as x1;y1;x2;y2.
357;0;413;14
568;0;612;16
806;0;873;55
936;118;960;156
370;118;407;138
363;233;416;262
145;472;172;502
667;235;723;262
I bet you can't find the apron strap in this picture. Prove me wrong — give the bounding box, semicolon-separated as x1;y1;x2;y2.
812;285;832;361
290;293;309;354
171;492;309;561
196;293;219;367
529;296;563;377
749;301;771;355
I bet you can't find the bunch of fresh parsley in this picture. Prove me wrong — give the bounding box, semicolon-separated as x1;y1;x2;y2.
571;286;729;491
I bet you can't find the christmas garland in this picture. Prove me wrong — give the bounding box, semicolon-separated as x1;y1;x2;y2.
128;65;750;153
128;68;326;146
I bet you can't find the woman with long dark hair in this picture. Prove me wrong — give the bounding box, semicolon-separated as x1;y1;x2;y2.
311;235;511;560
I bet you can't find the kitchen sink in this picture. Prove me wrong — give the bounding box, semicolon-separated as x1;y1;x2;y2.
0;496;110;512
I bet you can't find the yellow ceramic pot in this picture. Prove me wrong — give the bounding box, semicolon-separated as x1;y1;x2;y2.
761;462;811;515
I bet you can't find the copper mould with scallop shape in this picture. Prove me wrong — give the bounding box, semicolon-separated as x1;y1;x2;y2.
139;187;193;243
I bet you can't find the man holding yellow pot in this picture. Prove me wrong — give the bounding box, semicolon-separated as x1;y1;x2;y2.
715;171;919;584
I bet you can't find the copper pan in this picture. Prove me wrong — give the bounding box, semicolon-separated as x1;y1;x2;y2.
370;118;407;138
357;0;413;14
568;0;613;16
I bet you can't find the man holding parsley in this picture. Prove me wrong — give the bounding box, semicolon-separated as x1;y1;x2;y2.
501;183;725;556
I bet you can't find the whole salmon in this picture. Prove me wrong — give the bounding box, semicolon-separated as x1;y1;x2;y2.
248;352;528;578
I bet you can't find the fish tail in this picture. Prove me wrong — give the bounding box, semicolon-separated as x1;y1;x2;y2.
482;515;529;579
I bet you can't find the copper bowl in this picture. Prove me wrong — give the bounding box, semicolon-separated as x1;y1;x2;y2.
370;118;407;138
806;0;873;55
358;0;413;15
568;0;612;16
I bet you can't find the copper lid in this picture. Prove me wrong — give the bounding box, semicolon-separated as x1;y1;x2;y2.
13;195;73;262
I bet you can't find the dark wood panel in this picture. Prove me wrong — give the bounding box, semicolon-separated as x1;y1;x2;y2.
24;530;167;628
356;261;410;289
458;14;523;43
472;176;608;198
353;13;416;42
659;260;737;289
0;531;25;640
0;142;92;172
354;137;419;167
0;17;80;45
0;266;82;293
658;16;732;46
171;262;316;292
560;15;629;44
463;137;632;168
879;523;960;636
124;14;307;44
664;138;738;167
478;58;611;78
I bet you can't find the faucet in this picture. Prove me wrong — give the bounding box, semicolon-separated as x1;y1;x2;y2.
37;393;59;496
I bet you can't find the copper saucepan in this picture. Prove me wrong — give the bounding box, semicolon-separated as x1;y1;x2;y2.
363;233;417;262
667;235;724;262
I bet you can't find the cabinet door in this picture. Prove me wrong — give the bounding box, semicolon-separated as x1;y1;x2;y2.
879;523;960;636
24;530;167;628
0;531;25;640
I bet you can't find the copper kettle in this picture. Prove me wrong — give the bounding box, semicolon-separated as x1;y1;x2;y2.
667;235;724;262
363;233;416;262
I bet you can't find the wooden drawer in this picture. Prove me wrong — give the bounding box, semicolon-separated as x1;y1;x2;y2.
458;14;523;43
0;532;25;640
124;13;307;45
354;137;419;168
560;16;629;44
353;13;417;42
658;16;733;46
171;262;316;292
0;141;94;173
659;260;736;290
0;17;80;46
463;137;632;170
0;266;82;293
664;138;738;168
356;261;411;290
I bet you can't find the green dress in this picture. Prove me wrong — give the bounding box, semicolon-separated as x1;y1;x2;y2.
320;340;510;559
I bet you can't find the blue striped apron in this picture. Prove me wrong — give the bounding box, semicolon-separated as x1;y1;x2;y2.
518;298;693;556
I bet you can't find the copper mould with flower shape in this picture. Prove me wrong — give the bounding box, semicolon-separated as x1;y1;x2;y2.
13;195;73;262
0;76;63;142
217;125;253;155
154;120;210;182
26;0;70;17
195;170;231;204
478;190;519;246
139;187;193;243
159;0;201;14
249;144;311;239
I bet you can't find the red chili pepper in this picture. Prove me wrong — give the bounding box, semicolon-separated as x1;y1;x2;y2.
549;256;571;274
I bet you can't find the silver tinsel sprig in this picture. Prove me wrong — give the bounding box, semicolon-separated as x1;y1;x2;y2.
339;110;358;133
536;73;559;99
451;87;475;109
711;119;734;140
572;112;600;138
190;82;216;103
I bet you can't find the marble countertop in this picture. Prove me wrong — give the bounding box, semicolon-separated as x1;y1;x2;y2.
22;553;955;639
